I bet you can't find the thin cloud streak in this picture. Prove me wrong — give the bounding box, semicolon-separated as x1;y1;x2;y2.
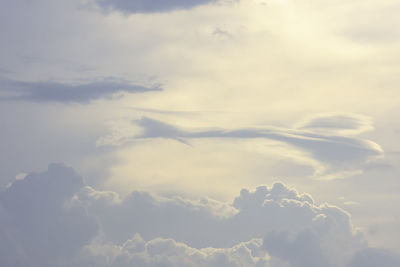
0;77;162;104
94;0;220;14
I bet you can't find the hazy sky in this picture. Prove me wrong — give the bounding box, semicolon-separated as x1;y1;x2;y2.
1;0;400;266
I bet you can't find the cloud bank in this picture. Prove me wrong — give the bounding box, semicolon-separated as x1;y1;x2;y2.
1;164;399;266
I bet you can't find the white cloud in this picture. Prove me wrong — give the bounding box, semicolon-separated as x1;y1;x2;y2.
78;235;267;267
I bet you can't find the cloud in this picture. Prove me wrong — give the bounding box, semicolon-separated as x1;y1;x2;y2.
296;113;373;135
94;0;220;14
0;77;162;104
103;115;382;178
347;248;400;267
1;164;399;267
0;164;99;267
71;173;369;265
77;235;267;267
264;230;333;267
81;182;321;248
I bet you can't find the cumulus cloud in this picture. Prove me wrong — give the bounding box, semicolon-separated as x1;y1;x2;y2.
94;0;220;14
0;164;99;267
0;77;162;104
1;164;398;267
78;180;346;250
77;235;267;267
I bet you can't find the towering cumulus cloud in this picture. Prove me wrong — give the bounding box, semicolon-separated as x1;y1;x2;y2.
1;164;399;266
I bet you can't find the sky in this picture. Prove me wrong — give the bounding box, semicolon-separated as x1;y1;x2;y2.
1;0;400;266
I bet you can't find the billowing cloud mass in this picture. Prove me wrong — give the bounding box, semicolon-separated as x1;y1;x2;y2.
1;164;398;267
94;0;220;14
0;77;161;103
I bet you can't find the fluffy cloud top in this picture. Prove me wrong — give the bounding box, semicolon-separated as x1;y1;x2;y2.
1;164;398;266
78;235;267;267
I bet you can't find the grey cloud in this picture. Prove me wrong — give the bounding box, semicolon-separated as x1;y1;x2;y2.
0;77;162;104
94;0;219;14
130;116;382;169
2;164;399;267
264;230;333;267
0;67;12;74
76;185;234;247
213;28;233;39
296;113;373;134
347;248;400;267
0;164;99;267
